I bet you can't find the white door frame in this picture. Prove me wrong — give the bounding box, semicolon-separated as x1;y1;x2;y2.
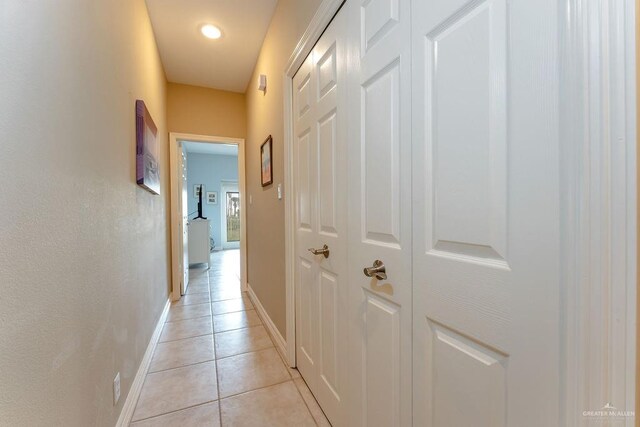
283;0;345;367
220;180;240;250
560;0;637;422
283;0;637;418
169;132;247;301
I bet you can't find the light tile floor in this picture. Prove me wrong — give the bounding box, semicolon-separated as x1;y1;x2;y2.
131;249;331;426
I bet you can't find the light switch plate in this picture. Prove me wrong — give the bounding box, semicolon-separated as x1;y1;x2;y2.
277;184;282;200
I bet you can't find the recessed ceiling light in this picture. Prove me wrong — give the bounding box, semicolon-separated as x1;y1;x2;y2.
201;24;222;40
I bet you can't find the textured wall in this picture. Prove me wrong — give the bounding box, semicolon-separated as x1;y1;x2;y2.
167;82;246;138
637;0;640;423
0;1;169;425
245;0;323;336
186;153;239;248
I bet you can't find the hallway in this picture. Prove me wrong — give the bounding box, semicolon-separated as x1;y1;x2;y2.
130;251;329;426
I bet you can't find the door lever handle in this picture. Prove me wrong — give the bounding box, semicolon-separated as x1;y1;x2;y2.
308;244;330;259
363;260;387;280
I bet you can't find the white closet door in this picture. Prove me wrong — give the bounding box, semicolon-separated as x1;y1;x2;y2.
411;0;560;425
346;0;413;425
293;8;348;426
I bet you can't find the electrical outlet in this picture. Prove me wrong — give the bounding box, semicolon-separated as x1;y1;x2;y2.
113;372;121;405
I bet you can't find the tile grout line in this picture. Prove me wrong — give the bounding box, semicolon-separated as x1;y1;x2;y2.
213;323;266;336
218;378;296;401
130;286;213;425
146;253;294;426
210;305;304;407
213;344;275;362
272;346;321;426
210;307;254;316
271;337;326;426
146;358;216;375
292;375;329;427
131;400;218;424
292;381;321;427
172;298;212;307
165;313;211;324
209;273;224;427
158;332;213;345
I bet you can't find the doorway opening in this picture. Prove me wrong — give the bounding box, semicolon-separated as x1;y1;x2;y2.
169;133;247;301
220;181;240;250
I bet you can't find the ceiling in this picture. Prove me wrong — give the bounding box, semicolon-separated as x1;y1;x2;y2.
145;0;278;93
183;141;238;156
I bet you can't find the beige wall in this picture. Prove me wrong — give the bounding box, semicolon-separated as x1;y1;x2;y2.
167;82;246;138
637;1;640;424
0;1;169;426
245;0;323;336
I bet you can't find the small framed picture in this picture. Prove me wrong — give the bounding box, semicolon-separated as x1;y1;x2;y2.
206;191;218;205
261;135;273;187
194;185;204;198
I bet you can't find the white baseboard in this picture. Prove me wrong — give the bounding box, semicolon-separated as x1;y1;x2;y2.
116;299;171;427
247;284;289;365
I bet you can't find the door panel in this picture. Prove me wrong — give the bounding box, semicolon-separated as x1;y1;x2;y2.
412;0;560;425
363;291;401;427
319;270;339;395
362;0;399;51
298;257;316;367
293;8;348;426
427;321;507;427
427;0;507;264
297;130;313;231
346;0;413;425
318;112;338;235
362;60;401;245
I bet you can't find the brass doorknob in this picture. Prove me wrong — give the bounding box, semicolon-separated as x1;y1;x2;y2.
363;260;386;280
308;244;330;259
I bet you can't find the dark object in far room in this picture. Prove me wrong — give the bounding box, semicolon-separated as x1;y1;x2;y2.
194;184;207;219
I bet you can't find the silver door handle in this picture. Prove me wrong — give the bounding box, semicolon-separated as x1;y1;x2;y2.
308;244;330;259
363;260;386;280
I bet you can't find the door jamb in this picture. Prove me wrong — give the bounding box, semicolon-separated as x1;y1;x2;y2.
283;0;345;366
560;0;637;422
169;132;247;302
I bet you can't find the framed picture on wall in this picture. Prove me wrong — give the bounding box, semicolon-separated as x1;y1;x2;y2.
135;100;160;195
194;184;204;198
206;191;218;205
261;135;273;187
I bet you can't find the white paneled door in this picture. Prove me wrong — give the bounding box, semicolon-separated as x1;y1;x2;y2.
346;0;413;426
292;0;565;425
293;7;348;426
411;0;560;426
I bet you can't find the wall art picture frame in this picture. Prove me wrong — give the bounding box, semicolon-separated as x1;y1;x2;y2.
206;191;218;205
194;185;205;198
261;135;273;187
135;100;160;195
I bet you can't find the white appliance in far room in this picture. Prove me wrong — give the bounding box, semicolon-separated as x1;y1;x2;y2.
188;218;210;270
